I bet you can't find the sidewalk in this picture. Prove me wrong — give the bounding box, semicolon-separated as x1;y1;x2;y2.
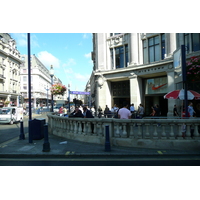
1;131;200;158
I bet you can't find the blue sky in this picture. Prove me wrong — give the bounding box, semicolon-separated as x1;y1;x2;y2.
10;33;93;92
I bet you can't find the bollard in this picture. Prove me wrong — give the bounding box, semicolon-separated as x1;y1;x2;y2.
28;119;33;143
19;120;25;140
43;124;50;152
105;125;111;152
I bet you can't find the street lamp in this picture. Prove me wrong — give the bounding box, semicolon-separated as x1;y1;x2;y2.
49;65;54;112
45;85;49;110
68;83;71;113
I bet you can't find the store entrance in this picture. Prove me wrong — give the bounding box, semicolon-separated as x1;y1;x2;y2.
113;98;130;109
145;95;168;116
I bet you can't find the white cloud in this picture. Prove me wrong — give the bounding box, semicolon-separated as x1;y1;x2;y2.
74;73;90;82
64;68;73;74
11;33;39;48
83;33;88;39
37;51;60;68
84;53;91;58
65;58;76;66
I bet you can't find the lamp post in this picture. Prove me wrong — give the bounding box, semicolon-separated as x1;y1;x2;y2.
49;65;54;112
68;83;70;113
45;86;49;111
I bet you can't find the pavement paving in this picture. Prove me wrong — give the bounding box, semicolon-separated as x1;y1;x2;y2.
0;112;200;159
1;129;200;159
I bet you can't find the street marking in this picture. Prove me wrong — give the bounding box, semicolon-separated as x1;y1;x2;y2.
0;133;29;147
65;151;71;155
18;146;35;151
157;151;163;154
0;145;7;148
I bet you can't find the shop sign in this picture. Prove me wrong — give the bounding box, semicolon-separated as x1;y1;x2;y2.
145;77;167;94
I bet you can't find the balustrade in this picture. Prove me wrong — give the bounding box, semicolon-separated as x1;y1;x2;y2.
47;114;200;148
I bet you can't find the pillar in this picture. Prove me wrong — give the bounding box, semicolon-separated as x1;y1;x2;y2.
129;33;139;65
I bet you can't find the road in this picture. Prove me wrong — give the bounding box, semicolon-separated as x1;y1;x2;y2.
0;113;48;144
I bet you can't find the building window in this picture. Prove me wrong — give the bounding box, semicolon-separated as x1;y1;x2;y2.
125;44;129;67
23;85;27;90
176;33;180;48
184;33;190;54
149;36;160;63
115;46;124;68
143;34;165;64
23;76;27;82
110;45;129;69
192;33;200;52
110;33;121;37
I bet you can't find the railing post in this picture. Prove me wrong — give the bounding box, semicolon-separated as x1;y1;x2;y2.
169;123;175;139
43;124;50;152
105;125;111;152
193;123;200;139
144;123;150;138
114;122;120;137
153;124;158;139
121;123;127;138
161;123;167;139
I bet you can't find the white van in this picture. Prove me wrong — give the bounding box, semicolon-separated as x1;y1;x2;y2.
0;107;23;124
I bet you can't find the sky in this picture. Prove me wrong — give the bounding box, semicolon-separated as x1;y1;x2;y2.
10;33;93;92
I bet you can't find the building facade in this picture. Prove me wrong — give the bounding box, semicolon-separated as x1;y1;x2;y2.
20;54;66;108
0;33;22;107
88;33;200;116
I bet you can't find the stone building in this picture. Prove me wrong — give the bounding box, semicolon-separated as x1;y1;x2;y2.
20;54;66;108
87;33;200;116
0;33;22;107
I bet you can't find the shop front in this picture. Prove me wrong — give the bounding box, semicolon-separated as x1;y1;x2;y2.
144;76;168;116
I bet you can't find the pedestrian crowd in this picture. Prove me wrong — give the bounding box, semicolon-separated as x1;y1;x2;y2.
56;101;197;120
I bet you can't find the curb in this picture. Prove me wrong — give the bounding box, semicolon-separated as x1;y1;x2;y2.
1;152;200;159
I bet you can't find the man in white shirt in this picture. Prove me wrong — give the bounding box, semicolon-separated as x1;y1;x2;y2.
118;103;132;119
130;103;135;113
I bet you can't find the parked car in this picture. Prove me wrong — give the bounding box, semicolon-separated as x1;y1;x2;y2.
53;106;60;113
0;107;23;124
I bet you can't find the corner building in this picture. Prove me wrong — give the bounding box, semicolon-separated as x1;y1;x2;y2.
88;33;200;116
0;33;22;107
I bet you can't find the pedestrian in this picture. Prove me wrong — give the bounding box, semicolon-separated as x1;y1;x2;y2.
154;104;161;126
69;106;84;118
83;106;94;133
98;106;103;118
104;105;110;118
130;103;135;118
83;106;94;118
188;102;195;117
154;104;160;117
59;106;63;116
118;102;132;119
188;102;196;137
113;104;119;118
138;104;144;118
91;106;95;116
173;105;179;117
150;106;155;117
